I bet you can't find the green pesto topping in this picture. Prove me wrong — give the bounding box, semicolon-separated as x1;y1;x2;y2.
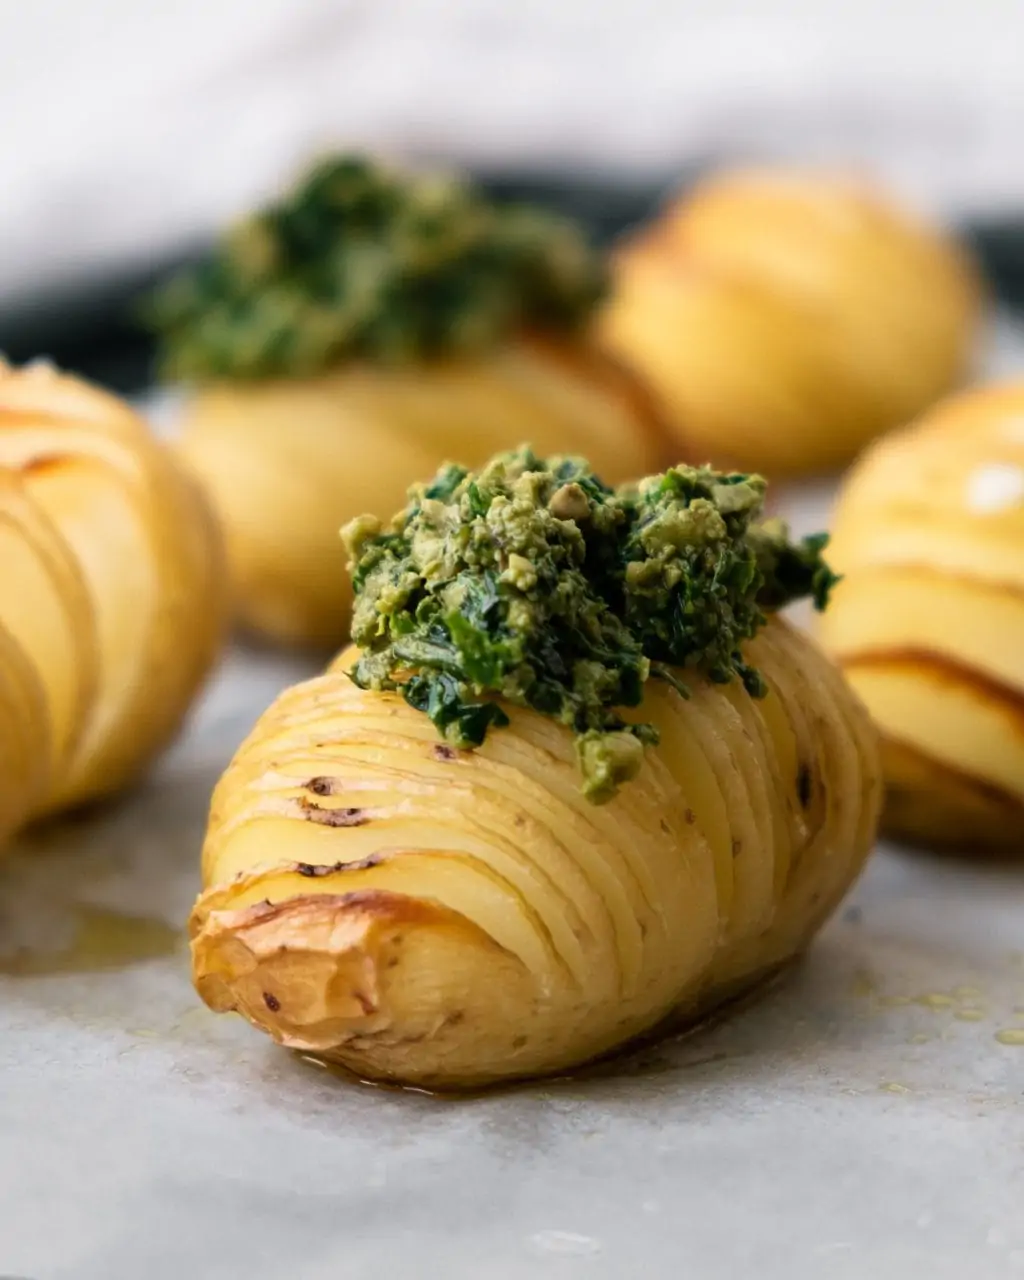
344;449;839;804
145;154;606;381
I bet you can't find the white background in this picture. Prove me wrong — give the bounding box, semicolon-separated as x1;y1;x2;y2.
3;0;1024;306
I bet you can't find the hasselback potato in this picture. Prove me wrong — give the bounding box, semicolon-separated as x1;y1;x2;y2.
598;167;981;477
819;384;1024;852
0;359;227;839
150;155;669;650
191;450;880;1088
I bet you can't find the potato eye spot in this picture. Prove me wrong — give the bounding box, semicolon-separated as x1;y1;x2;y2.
796;763;813;809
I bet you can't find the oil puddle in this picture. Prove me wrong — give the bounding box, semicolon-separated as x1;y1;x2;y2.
0;903;182;976
294;1044;733;1102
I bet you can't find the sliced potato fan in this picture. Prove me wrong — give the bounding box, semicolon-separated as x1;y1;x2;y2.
177;338;668;649
190;447;880;1087
598;167;981;477
0;359;227;841
820;382;1024;851
152;154;671;651
191;619;880;1089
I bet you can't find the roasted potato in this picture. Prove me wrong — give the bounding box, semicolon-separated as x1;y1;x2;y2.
150;155;670;651
191;450;880;1088
820;383;1024;852
0;359;227;832
177;340;667;649
599;167;981;477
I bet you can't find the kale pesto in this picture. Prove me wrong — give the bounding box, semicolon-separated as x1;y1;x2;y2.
344;449;839;804
146;155;606;381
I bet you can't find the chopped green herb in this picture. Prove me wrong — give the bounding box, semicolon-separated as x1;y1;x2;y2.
344;449;837;803
146;155;606;381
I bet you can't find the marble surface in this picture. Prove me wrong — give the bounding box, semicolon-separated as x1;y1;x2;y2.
2;339;1024;1278
1;643;1023;1280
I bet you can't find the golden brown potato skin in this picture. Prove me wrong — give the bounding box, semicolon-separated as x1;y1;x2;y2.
819;383;1024;852
176;336;671;651
190;619;880;1089
598;168;981;477
0;360;228;835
